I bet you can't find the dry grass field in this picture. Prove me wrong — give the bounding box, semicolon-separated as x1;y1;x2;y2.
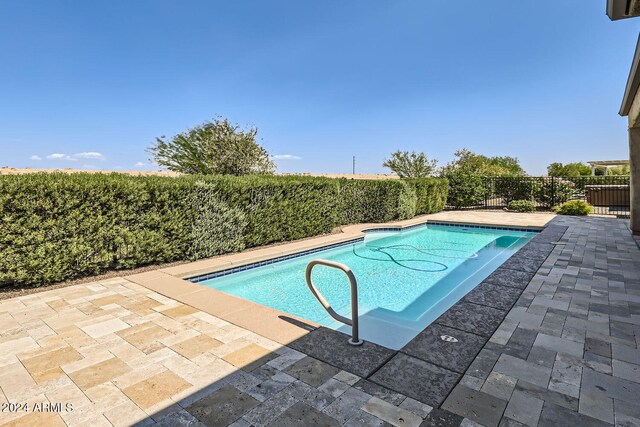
0;167;181;176
1;168;399;180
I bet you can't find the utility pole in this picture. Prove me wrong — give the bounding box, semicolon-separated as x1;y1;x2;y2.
352;156;356;174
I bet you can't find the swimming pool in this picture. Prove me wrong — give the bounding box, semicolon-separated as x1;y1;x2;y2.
194;224;535;349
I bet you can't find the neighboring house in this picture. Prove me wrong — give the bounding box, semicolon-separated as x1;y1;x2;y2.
607;0;640;234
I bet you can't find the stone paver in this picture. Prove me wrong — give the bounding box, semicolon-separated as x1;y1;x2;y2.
441;385;507;427
402;324;487;373
435;302;506;338
0;278;428;427
185;385;259;425
503;389;543;426
449;217;640;426
284;356;340;388
363;396;422;427
269;402;340;427
287;327;395;378
369;353;461;407
0;215;637;427
493;354;551;388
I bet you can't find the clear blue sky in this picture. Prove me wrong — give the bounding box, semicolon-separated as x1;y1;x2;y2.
1;1;638;175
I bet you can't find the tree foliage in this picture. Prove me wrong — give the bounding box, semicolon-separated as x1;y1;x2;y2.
608;164;630;175
441;149;525;177
149;117;275;175
383;151;438;178
546;162;591;177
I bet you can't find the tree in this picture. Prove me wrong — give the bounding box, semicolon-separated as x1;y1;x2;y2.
383;151;438;178
547;162;591;177
608;164;630;175
440;149;525;177
149;117;275;175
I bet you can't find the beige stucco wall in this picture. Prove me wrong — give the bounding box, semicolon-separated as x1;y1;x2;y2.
628;84;640;234
629;84;640;129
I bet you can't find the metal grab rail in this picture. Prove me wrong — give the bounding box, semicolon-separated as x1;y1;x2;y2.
305;259;363;346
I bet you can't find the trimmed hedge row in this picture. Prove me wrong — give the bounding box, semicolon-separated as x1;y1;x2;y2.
339;179;416;224
193;175;341;248
1;174;195;286
406;178;448;215
0;174;447;287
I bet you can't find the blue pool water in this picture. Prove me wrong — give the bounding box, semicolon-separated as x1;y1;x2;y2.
197;224;534;349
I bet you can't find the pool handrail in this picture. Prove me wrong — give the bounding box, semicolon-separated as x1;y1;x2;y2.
305;259;364;346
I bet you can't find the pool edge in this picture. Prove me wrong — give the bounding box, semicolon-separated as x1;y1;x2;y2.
125;216;551;350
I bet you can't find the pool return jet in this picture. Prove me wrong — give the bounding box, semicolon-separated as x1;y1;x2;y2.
305;259;363;346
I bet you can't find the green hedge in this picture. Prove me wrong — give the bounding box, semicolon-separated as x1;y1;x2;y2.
193;175;341;247
444;174;487;208
339;179;416;224
188;182;247;260
0;174;447;287
406;178;448;214
1;174;194;286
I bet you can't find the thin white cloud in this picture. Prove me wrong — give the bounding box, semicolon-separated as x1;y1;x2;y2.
272;154;302;160
134;162;145;167
45;152;104;161
74;152;104;160
30;155;42;161
46;153;75;161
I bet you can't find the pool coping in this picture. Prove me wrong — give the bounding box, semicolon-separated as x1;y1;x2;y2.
126;215;549;348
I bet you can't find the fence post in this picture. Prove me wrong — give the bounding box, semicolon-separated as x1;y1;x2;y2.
484;177;489;209
550;176;556;208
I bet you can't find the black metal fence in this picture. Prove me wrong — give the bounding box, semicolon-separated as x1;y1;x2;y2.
445;176;630;217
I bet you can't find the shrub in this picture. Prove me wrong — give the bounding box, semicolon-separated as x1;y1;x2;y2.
405;178;449;214
493;178;539;204
339;179;416;224
553;200;593;216
507;200;536;212
195;175;341;247
486;177;576;208
188;182;247;260
535;178;575;208
0;174;341;286
1;173;450;287
0;173;196;286
444;174;486;208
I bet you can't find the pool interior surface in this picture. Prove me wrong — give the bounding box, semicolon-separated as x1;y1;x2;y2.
197;224;535;349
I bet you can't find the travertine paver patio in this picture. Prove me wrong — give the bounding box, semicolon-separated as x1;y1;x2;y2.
0;277;435;427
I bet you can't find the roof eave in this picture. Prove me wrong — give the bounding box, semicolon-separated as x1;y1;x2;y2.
620;34;640;117
608;0;634;20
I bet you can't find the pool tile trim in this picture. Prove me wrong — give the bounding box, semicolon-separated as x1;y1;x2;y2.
424;221;541;233
364;221;540;233
188;237;364;283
